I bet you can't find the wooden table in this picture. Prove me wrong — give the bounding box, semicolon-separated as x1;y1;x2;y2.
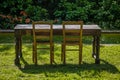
14;24;101;65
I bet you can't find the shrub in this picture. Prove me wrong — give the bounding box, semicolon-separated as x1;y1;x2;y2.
0;0;120;29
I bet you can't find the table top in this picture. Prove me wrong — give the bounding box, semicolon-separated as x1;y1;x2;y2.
14;24;101;35
15;24;100;29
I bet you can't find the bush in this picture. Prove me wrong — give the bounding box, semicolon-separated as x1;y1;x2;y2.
0;0;48;29
25;5;48;21
0;0;120;29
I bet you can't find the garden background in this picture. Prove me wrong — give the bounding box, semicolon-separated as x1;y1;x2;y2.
0;0;120;29
0;0;120;79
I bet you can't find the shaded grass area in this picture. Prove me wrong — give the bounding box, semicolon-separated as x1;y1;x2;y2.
0;33;120;44
0;44;120;80
101;34;120;44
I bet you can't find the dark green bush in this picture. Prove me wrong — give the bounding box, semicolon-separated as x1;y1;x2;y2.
0;0;120;29
25;5;48;21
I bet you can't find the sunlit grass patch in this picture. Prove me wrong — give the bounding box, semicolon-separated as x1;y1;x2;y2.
0;44;120;80
0;33;120;79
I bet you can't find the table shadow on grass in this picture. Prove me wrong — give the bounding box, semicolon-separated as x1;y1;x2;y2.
18;59;120;75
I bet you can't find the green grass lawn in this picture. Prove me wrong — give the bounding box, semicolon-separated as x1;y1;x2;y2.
0;44;120;80
0;33;120;80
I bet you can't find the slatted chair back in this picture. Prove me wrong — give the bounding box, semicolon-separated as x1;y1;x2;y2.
62;21;83;64
32;21;54;65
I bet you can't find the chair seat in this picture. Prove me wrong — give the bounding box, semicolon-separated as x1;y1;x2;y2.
64;42;80;45
36;40;52;44
37;47;51;50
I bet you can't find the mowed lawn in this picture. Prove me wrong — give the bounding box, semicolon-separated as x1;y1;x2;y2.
0;34;120;80
0;44;120;80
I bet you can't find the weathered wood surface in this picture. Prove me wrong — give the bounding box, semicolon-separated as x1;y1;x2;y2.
14;24;101;36
0;29;120;34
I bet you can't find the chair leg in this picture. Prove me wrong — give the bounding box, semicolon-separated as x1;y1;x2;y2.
63;44;66;65
52;44;54;63
61;44;63;61
33;50;35;63
79;52;82;64
34;50;37;65
33;43;37;65
79;45;82;64
50;48;52;65
32;44;35;63
34;45;37;65
50;44;54;65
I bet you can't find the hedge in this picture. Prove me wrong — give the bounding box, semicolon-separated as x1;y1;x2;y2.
0;0;120;29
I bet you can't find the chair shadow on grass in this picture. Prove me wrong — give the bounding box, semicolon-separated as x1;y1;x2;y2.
18;58;120;76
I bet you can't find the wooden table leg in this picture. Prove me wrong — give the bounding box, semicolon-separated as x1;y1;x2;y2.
14;30;22;65
92;36;96;58
95;36;100;64
92;36;100;64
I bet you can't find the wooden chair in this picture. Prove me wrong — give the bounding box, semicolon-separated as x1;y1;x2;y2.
61;21;83;64
32;21;54;65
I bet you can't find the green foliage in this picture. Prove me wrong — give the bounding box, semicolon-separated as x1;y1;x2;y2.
25;5;48;21
94;0;120;29
0;16;14;29
0;0;120;29
53;1;89;21
0;0;32;15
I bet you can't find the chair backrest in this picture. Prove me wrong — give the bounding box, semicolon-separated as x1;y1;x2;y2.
32;21;53;44
62;21;83;44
